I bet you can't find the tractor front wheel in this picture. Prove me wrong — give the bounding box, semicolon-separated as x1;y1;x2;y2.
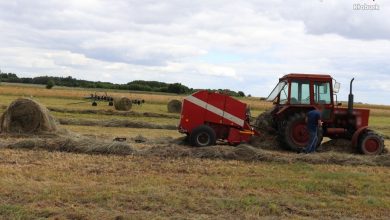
358;130;384;155
190;125;216;147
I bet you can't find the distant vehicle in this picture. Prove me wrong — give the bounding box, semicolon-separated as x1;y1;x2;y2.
84;92;114;106
84;92;145;106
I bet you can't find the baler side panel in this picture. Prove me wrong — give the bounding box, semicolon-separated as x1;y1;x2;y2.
223;96;247;127
179;90;256;145
204;92;226;125
180;91;209;133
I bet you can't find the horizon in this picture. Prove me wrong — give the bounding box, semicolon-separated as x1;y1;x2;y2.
0;0;389;105
2;72;389;106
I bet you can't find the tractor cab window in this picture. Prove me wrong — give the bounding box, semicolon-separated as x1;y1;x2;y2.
279;83;289;104
266;81;287;102
290;80;310;104
314;82;331;104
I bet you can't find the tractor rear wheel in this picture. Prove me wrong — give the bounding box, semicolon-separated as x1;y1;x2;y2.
358;130;384;155
190;125;216;147
279;112;323;152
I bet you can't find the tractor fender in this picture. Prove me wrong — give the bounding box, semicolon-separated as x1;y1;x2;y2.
351;126;368;148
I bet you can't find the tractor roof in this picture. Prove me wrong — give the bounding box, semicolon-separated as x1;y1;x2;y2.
281;73;332;80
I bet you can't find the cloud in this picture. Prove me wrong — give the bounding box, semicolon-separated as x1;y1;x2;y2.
0;0;389;104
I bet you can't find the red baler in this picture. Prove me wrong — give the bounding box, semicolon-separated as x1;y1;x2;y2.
179;90;257;147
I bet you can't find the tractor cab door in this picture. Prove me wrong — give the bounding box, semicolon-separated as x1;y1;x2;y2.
313;81;333;121
290;80;310;105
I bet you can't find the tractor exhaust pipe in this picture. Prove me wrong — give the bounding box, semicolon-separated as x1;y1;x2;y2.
348;78;355;114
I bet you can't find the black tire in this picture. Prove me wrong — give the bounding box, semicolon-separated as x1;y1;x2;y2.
279;112;323;152
254;109;274;132
189;125;216;147
358;130;384;155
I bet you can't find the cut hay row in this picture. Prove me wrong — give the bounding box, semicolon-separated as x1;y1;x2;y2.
0;135;135;155
57;118;177;130
47;107;179;119
141;144;390;167
2;136;389;167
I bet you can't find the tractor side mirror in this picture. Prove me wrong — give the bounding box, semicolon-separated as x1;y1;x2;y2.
334;82;340;93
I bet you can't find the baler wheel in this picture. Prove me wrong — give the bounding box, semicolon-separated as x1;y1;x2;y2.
358;130;384;155
190;125;216;147
279;112;323;151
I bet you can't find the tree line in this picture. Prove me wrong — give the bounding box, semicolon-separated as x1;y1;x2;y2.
0;71;246;97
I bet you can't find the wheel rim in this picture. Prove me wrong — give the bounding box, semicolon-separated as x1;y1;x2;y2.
197;132;210;146
364;137;380;153
290;122;309;147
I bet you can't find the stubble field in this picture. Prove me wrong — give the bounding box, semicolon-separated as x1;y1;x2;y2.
0;83;389;219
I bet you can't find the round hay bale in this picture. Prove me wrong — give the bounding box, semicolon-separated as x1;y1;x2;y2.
167;99;182;113
114;97;132;111
0;98;58;134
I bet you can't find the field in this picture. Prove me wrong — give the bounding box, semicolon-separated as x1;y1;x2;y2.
0;83;389;219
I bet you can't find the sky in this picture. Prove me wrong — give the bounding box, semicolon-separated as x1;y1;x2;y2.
0;0;389;104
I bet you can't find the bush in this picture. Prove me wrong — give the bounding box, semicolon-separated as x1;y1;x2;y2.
237;91;245;97
46;80;55;89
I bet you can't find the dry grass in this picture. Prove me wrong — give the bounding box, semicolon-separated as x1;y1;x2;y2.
0;149;389;219
1;83;390;219
0;83;274;111
62;125;182;139
0;83;184;104
57;118;177;130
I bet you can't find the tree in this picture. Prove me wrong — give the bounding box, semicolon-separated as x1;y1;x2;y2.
46;79;55;89
237;91;245;97
167;83;188;94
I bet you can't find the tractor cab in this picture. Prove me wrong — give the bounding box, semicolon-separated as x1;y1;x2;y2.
267;74;335;113
264;73;384;155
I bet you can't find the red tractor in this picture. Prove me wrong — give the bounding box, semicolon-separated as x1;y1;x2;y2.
264;73;384;155
178;90;256;147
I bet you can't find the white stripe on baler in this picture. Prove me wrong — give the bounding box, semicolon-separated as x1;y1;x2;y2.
185;95;244;126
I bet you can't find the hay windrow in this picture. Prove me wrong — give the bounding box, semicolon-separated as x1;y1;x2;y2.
0;98;58;134
47;107;179;119
167;100;182;113
57;118;177;130
1;135;389;166
318;139;356;153
2;135;135;155
114;97;132;111
249;134;280;151
141;144;390;167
